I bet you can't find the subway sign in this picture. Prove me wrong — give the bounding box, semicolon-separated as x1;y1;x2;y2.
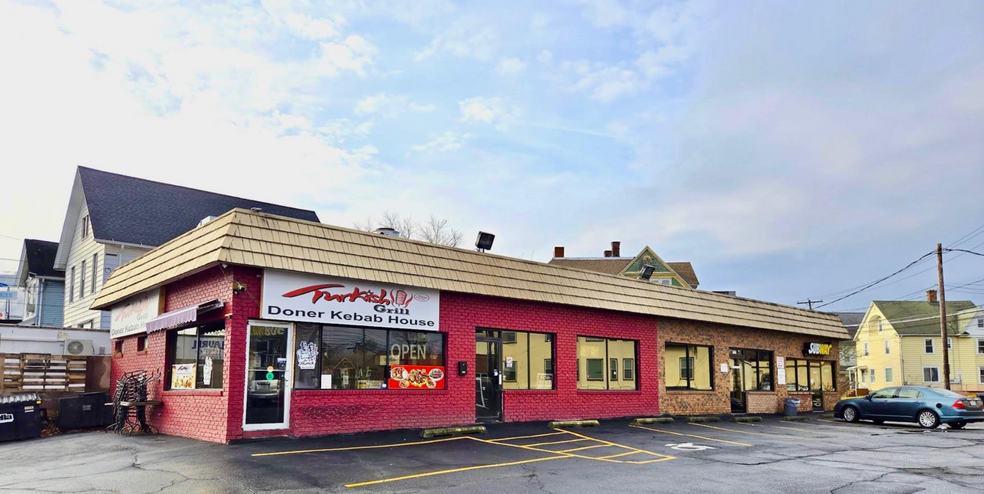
804;342;833;356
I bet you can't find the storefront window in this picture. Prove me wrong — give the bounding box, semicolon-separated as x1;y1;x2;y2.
297;325;445;390
785;359;836;391
501;331;554;390
577;336;638;391
165;322;225;390
665;343;712;390
731;348;772;391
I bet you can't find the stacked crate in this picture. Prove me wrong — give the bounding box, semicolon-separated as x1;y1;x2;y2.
0;354;88;392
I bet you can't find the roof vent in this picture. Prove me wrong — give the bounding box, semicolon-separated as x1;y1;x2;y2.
197;216;218;227
374;227;400;237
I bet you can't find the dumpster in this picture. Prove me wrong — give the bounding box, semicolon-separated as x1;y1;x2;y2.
0;394;43;442
57;392;111;430
783;398;800;417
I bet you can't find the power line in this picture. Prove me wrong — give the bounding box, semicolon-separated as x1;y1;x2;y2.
815;251;936;309
944;248;984;258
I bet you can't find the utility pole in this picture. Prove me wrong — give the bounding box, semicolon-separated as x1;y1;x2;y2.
797;299;822;311
937;243;951;390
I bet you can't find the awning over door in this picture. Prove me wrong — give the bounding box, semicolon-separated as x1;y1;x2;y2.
146;299;224;333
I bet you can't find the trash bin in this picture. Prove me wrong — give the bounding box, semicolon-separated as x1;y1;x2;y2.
57;392;111;430
783;398;800;417
0;394;43;442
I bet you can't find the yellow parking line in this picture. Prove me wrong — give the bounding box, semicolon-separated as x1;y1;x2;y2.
555;428;674;460
251;436;467;457
344;455;568;488
625;457;676;465
488;431;566;442
527;438;588;447
596;451;641;460
629;424;753;447
689;423;814;440
735;422;814;434
467;436;625;464
560;444;609;453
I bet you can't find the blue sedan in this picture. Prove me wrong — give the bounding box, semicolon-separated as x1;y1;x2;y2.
834;386;984;429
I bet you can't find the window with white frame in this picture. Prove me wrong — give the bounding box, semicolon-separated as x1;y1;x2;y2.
877;319;883;332
978;339;984;355
979;367;984;385
923;366;940;383
947;337;952;349
863;342;869;356
869;369;875;383
884;340;890;355
925;338;935;354
885;368;893;382
978;316;983;329
859;369;866;384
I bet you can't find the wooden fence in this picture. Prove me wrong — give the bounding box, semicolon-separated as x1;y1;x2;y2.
0;353;88;392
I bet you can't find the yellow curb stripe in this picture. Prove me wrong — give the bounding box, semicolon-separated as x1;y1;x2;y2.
526;438;589;447
344;456;567;488
251;436;467;457
629;424;753;447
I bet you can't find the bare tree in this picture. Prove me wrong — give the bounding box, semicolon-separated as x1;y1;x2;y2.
355;212;462;247
420;215;464;247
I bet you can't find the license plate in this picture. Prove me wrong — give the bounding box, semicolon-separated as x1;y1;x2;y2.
967;400;982;409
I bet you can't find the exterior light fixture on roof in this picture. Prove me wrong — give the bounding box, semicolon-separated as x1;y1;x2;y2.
374;227;401;236
475;231;495;252
640;264;656;281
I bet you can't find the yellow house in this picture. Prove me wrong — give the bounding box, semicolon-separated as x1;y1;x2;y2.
853;293;984;394
548;241;699;289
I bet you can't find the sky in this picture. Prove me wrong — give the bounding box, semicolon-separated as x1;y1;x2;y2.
1;0;983;312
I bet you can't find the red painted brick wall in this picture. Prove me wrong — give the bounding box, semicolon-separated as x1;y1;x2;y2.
287;292;660;437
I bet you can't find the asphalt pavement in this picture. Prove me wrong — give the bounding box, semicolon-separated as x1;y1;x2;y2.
1;415;983;493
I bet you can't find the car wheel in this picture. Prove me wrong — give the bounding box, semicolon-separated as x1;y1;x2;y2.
842;406;860;423
950;422;966;430
917;410;940;429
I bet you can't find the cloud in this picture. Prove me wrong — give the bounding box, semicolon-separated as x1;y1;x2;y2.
494;57;527;76
319;35;377;77
409;131;473;153
354;93;437;117
414;19;498;62
458;96;520;126
281;13;344;40
537;49;552;64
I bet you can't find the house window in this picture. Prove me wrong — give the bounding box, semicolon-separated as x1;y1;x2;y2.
79;260;86;298
925;338;935;354
69;267;75;303
114;339;123;356
859;369;866;384
577;336;638;390
166;323;226;390
863;342;869;356
979;367;984;385
293;325;445;391
877;319;883;332
623;358;634;381
500;330;555;390
978;317;983;329
885;368;893;383
666;343;713;391
884;340;890;355
978;339;984;355
947;337;952;349
137;335;148;352
784;359;836;391
81;215;90;238
869;369;875;384
91;253;98;295
923;367;940;383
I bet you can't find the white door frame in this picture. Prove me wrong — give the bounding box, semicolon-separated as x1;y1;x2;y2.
242;320;294;432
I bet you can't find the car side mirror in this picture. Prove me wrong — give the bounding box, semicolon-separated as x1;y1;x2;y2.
865;394;872;400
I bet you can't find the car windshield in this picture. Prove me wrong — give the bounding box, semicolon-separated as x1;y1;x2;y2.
930;389;967;399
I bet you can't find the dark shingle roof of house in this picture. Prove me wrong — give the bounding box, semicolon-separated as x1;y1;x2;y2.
78;167;320;247
547;257;700;288
23;239;63;278
834;312;865;338
666;262;699;288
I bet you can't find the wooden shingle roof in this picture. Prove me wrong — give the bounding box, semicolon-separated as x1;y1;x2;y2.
92;209;848;339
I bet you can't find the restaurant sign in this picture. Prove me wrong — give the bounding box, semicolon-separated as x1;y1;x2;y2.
389;365;445;390
110;288;164;339
803;342;833;357
261;270;440;331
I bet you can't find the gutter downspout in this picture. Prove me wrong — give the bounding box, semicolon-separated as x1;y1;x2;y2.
899;335;906;385
36;278;44;327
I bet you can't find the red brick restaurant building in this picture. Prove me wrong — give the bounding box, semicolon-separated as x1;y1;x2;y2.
95;209;845;443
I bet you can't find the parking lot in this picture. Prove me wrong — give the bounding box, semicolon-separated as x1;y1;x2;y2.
1;416;983;493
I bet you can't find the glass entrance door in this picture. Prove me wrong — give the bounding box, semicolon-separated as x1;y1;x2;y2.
730;357;745;413
244;322;293;430
475;339;502;421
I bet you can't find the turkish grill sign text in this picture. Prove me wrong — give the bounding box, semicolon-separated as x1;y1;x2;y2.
110;288;163;339
261;270;440;331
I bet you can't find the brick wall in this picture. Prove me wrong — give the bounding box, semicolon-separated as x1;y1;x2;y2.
286;292;660;438
657;318;839;415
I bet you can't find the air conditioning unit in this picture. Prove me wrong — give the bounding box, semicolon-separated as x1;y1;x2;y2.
64;339;94;356
951;377;962;384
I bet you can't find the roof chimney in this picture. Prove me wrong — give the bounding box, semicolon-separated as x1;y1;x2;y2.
604;250;613;258
611;241;621;257
926;289;938;303
554;246;565;258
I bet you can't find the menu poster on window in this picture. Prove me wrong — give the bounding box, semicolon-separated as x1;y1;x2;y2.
536;373;553;389
388;365;445;390
171;363;196;390
776;356;786;386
